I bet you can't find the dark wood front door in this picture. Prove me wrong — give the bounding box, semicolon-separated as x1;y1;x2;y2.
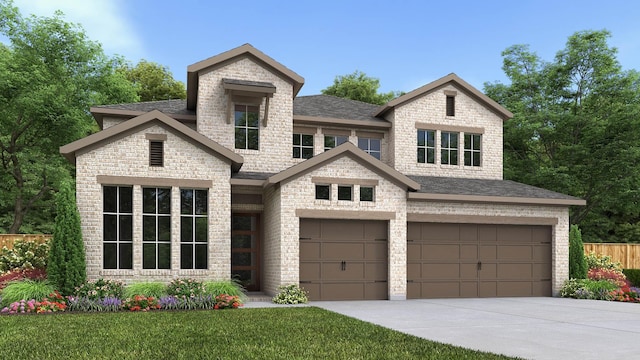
231;213;260;291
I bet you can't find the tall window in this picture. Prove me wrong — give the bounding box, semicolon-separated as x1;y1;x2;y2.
441;131;459;165
324;135;348;151
142;188;171;269
235;105;259;150
464;133;482;167
358;138;381;160
103;186;133;269
417;130;435;164
180;189;208;269
293;133;314;159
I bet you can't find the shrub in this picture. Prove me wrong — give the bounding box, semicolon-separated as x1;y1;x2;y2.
588;267;628;287
48;179;86;295
214;294;242;309
568;225;588;279
0;239;49;272
167;278;205;298
74;279;125;300
623;269;640;287
66;296;123;312
560;278;617;300
122;295;161;312
272;284;308;304
124;282;167;299
204;280;245;300
585;252;622;272
158;295;219;310
0;268;47;291
1;280;55;307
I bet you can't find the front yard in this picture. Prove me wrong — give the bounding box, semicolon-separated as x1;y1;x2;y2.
0;307;515;359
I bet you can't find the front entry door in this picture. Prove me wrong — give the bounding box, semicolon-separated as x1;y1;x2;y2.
231;213;260;291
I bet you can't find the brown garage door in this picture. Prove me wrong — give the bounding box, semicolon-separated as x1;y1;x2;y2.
407;223;551;298
299;219;388;301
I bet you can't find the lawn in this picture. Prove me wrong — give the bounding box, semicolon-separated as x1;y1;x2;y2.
0;307;517;359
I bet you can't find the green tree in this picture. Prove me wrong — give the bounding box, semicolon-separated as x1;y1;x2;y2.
118;59;186;101
0;1;138;233
484;30;640;243
48;179;85;295
322;70;401;105
569;225;588;279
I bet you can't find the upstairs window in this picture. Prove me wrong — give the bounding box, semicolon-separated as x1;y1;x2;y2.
446;95;455;116
441;131;459;165
360;186;375;202
293;133;314;159
417;130;435;164
358;138;381;160
337;185;353;201
235;105;259;150
464;133;482;167
324;135;348;151
315;185;330;200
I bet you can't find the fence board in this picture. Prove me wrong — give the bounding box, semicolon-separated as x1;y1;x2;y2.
0;234;51;250
584;243;640;269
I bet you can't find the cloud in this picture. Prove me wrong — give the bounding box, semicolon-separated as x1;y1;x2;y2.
14;0;145;60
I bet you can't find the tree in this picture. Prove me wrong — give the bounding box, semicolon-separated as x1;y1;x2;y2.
0;1;138;233
322;70;401;105
484;30;640;243
569;225;588;279
118;60;186;101
48;179;85;295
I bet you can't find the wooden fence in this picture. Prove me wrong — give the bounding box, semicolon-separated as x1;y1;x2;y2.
584;243;640;269
0;234;51;250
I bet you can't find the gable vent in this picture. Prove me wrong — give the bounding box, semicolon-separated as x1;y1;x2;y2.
149;141;164;167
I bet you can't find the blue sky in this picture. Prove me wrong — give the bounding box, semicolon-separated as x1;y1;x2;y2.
8;0;640;96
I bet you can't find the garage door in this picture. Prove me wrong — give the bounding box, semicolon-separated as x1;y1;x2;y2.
407;223;551;298
299;219;388;301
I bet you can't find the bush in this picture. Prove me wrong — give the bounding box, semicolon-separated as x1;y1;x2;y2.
272;284;308;304
588;267;627;287
569;225;588;279
585;252;622;272
623;269;640;287
204;280;245;300
0;239;49;272
560;278;617;300
74;279;125;300
122;295;161;312
0;268;47;291
167;278;205;298
67;296;122;312
213;294;242;309
124;282;167;299
158;295;217;310
1;280;55;307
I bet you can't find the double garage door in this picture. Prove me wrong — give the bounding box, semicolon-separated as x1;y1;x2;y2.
407;223;552;298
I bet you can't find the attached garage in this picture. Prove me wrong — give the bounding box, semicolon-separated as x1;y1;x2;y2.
407;222;551;299
299;219;388;300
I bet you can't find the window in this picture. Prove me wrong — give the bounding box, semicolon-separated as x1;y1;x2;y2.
417;130;435;164
464;133;482;167
338;185;352;201
149;141;163;166
103;186;133;269
142;188;171;269
315;185;330;200
358;138;381;160
446;95;455;116
324;135;348;151
441;132;459;165
235;105;259;150
180;189;208;269
293;133;314;159
360;186;374;202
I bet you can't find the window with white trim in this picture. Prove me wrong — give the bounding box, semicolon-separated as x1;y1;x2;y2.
142;187;171;269
324;135;348;151
417;129;435;164
234;105;259;150
358;138;381;160
103;186;133;269
441;131;459;165
464;133;482;167
180;189;208;269
293;133;314;159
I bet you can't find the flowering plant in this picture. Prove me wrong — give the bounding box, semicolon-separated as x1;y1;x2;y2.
122;295;161;312
272;284;308;304
0;239;49;272
588;268;628;287
213;294;242;309
74;278;125;300
1;299;38;314
167;278;205;298
36;292;67;313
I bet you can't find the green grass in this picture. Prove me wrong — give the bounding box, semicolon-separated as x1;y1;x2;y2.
0;280;55;306
0;307;516;359
123;282;168;299
203;280;245;299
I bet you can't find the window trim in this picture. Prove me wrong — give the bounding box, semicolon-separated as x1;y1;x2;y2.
315;184;331;200
441;131;460;165
417;129;436;164
324;134;349;151
464;133;482;167
103;186;133;270
234;104;260;150
337;185;353;201
142;187;171;270
180;188;209;270
292;133;314;159
357;137;381;160
359;186;375;202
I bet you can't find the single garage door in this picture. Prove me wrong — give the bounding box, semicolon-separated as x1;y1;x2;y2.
299;219;388;301
407;223;551;298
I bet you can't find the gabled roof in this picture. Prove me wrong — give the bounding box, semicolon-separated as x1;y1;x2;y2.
374;73;513;120
90;99;194;129
266;142;420;190
293;95;390;129
407;175;585;206
186;43;305;110
60;110;243;172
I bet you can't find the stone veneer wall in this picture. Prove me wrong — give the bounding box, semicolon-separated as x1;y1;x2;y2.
196;57;297;173
390;84;504;179
262;185;282;296
75;123;231;283
406;201;570;295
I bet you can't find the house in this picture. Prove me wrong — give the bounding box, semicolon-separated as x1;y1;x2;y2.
60;44;585;300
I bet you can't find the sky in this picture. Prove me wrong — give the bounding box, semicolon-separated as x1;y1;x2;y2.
6;0;640;96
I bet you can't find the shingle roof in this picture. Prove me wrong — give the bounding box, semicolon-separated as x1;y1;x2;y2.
293;95;385;122
232;172;276;180
223;78;275;89
93;99;194;116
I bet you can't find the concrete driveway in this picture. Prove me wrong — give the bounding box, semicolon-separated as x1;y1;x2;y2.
313;297;640;360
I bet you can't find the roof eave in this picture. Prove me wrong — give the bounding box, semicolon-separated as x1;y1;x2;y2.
407;192;587;206
293;115;391;129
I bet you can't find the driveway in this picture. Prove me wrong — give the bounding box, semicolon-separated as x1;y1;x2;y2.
312;297;640;360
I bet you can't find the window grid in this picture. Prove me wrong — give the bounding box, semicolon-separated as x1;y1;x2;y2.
324;135;348;151
142;187;171;269
234;105;259;150
180;189;208;269
358;138;381;160
417;130;435;164
441;131;459;165
464;133;482;167
293;133;314;159
103;186;133;269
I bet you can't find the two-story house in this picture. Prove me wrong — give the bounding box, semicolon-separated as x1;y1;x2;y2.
60;44;584;300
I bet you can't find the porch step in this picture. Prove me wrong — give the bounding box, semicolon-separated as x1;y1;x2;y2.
245;292;272;302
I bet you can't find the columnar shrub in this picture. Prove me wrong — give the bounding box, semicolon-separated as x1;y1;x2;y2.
568;225;587;279
48;179;86;295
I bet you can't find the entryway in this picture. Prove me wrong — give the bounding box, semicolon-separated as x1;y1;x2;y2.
231;213;260;291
